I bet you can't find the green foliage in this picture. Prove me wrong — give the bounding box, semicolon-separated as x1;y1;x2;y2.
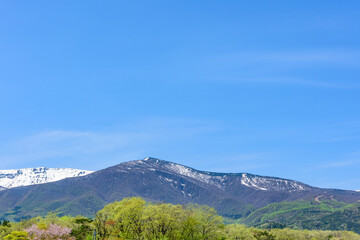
1;198;360;239
186;204;224;239
252;229;276;240
94;197;224;239
70;217;93;240
0;226;13;240
1;221;11;227
141;203;185;239
269;228;360;240
216;199;255;219
243;200;360;233
223;224;256;240
4;231;28;240
0;191;106;222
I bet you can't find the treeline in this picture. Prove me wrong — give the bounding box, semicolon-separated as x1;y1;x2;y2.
242;200;360;233
1;197;360;240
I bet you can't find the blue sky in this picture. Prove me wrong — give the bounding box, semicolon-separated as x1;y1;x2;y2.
1;1;360;190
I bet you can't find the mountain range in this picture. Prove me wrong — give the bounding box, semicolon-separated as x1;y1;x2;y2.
0;157;359;232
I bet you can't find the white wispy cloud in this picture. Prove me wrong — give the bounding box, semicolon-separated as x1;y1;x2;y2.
196;153;278;173
233;77;353;89
321;159;360;168
322;136;360;143
206;50;360;67
318;151;360;168
0;118;217;170
199;50;360;89
253;50;360;66
0;130;150;168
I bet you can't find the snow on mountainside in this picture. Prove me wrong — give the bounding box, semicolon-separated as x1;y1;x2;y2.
0;167;93;190
125;157;311;192
0;158;313;193
240;173;310;191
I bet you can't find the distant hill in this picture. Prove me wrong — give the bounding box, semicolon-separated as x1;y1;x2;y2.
0;157;360;232
242;200;360;233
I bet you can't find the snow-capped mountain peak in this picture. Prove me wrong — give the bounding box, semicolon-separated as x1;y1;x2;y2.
0;167;94;190
127;157;310;192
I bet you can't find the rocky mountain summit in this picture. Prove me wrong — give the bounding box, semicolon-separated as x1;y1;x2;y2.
129;157;312;192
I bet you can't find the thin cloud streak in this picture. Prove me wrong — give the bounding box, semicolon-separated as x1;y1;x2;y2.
320;159;360;168
0;130;151;166
207;50;360;67
254;50;360;66
0;118;218;169
234;77;355;89
199;153;278;173
199;50;360;89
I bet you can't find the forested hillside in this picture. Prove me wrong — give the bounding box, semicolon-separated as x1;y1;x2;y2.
241;200;360;233
1;197;360;240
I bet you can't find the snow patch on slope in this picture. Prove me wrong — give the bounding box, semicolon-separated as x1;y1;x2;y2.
163;162;224;188
0;167;93;190
241;174;268;190
241;173;307;191
165;163;211;183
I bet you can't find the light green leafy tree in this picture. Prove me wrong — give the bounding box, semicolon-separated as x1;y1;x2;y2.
141;203;185;239
4;231;29;240
96;197;146;239
187;204;224;239
223;224;256;240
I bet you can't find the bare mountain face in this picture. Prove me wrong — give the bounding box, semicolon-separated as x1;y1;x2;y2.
0;157;359;221
0;167;93;190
